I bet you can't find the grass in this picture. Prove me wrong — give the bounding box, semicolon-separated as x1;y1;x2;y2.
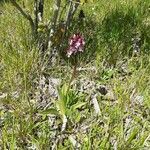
0;0;150;149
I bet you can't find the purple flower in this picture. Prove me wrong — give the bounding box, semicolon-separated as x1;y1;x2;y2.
67;34;85;57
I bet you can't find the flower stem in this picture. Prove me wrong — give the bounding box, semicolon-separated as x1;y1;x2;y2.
67;64;77;92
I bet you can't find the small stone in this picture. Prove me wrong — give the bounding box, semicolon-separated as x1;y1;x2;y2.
96;86;108;95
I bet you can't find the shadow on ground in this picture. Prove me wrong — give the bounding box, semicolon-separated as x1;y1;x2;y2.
97;3;150;66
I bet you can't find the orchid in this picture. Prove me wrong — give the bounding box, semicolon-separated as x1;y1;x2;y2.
67;34;85;57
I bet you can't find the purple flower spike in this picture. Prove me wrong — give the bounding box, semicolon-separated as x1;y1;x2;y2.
67;34;85;57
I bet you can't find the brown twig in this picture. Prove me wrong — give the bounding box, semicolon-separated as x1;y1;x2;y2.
47;0;61;50
10;0;35;34
34;0;39;36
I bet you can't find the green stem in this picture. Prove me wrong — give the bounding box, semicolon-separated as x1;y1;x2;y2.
67;64;77;92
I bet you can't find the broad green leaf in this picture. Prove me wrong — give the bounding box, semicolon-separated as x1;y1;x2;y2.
38;108;59;116
56;99;66;117
57;83;68;105
125;127;139;147
57;84;68;116
71;102;87;110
